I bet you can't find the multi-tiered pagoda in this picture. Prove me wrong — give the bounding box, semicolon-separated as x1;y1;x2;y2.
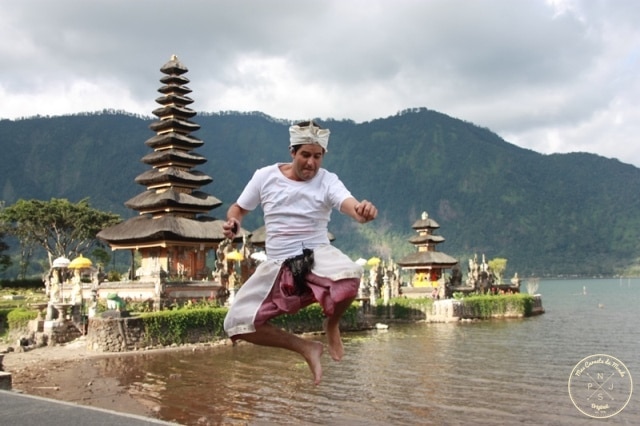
98;55;240;281
396;211;458;289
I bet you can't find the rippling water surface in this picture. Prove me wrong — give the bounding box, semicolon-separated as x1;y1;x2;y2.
94;278;640;425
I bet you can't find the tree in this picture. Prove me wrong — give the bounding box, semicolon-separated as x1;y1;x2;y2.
0;201;37;279
91;246;111;268
0;231;11;273
488;258;508;284
0;202;11;272
0;198;121;276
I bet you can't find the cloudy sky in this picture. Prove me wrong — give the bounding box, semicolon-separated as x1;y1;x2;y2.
2;0;639;167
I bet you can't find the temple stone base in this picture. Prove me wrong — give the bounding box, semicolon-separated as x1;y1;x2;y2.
427;294;544;322
86;316;227;352
427;299;462;322
43;320;83;346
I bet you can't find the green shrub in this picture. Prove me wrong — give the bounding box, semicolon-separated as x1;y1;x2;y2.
137;303;364;347
127;298;155;313
140;307;228;346
506;293;535;316
387;303;414;319
271;304;322;330
7;307;38;331
0;308;13;334
0;279;43;290
270;304;360;332
371;297;433;320
461;294;534;318
107;270;121;282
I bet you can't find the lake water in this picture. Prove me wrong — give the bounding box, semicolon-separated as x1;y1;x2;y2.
90;278;640;425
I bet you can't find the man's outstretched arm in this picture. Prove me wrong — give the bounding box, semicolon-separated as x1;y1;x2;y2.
340;197;378;224
223;203;250;239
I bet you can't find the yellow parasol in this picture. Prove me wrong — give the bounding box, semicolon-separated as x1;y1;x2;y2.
226;250;245;261
367;256;381;266
68;254;93;269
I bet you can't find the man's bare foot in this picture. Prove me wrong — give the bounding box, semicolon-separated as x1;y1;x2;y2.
303;340;324;385
323;318;344;361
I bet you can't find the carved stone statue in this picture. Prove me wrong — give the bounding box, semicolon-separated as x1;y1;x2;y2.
49;281;61;303
478;270;490;294
511;272;521;288
71;281;82;304
106;293;126;311
450;265;462;286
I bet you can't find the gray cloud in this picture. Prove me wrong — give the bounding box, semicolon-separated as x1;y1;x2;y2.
2;0;640;166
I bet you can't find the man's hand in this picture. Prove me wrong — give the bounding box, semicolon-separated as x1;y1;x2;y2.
354;200;377;223
223;217;240;239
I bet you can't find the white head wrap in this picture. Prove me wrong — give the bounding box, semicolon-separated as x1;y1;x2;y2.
289;121;330;152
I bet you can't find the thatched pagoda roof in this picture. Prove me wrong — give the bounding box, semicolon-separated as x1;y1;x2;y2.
155;94;194;106
141;149;207;166
125;189;221;212
160;74;189;86
158;72;191;85
134;168;213;187
408;234;445;245
160;56;188;75
152;104;197;118
97;215;247;246
411;216;440;230
396;251;459;269
144;132;203;150
149;118;200;134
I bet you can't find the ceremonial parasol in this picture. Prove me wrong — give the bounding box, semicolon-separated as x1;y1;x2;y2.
68;255;93;269
367;256;381;266
226;250;245;261
52;256;70;268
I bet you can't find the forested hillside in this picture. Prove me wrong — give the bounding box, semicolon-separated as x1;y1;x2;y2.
1;109;639;277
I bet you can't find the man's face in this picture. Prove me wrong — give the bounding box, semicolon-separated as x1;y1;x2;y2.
291;144;325;181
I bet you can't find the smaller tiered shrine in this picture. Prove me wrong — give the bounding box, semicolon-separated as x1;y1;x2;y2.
396;211;458;297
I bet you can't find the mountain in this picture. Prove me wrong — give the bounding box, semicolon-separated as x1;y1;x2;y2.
1;109;639;277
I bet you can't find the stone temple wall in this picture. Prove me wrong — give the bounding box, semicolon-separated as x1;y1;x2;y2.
86;316;147;352
86;316;225;352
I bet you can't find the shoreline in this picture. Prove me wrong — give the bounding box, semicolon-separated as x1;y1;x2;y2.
0;295;541;419
1;337;233;419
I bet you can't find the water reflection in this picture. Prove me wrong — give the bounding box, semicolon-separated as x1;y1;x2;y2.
89;279;639;425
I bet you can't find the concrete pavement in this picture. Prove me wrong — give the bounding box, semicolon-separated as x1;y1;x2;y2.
0;390;178;425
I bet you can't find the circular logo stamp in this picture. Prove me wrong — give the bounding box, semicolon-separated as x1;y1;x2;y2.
568;354;633;418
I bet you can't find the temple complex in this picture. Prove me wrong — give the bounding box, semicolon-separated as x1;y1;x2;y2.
98;55;243;285
396;211;458;298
